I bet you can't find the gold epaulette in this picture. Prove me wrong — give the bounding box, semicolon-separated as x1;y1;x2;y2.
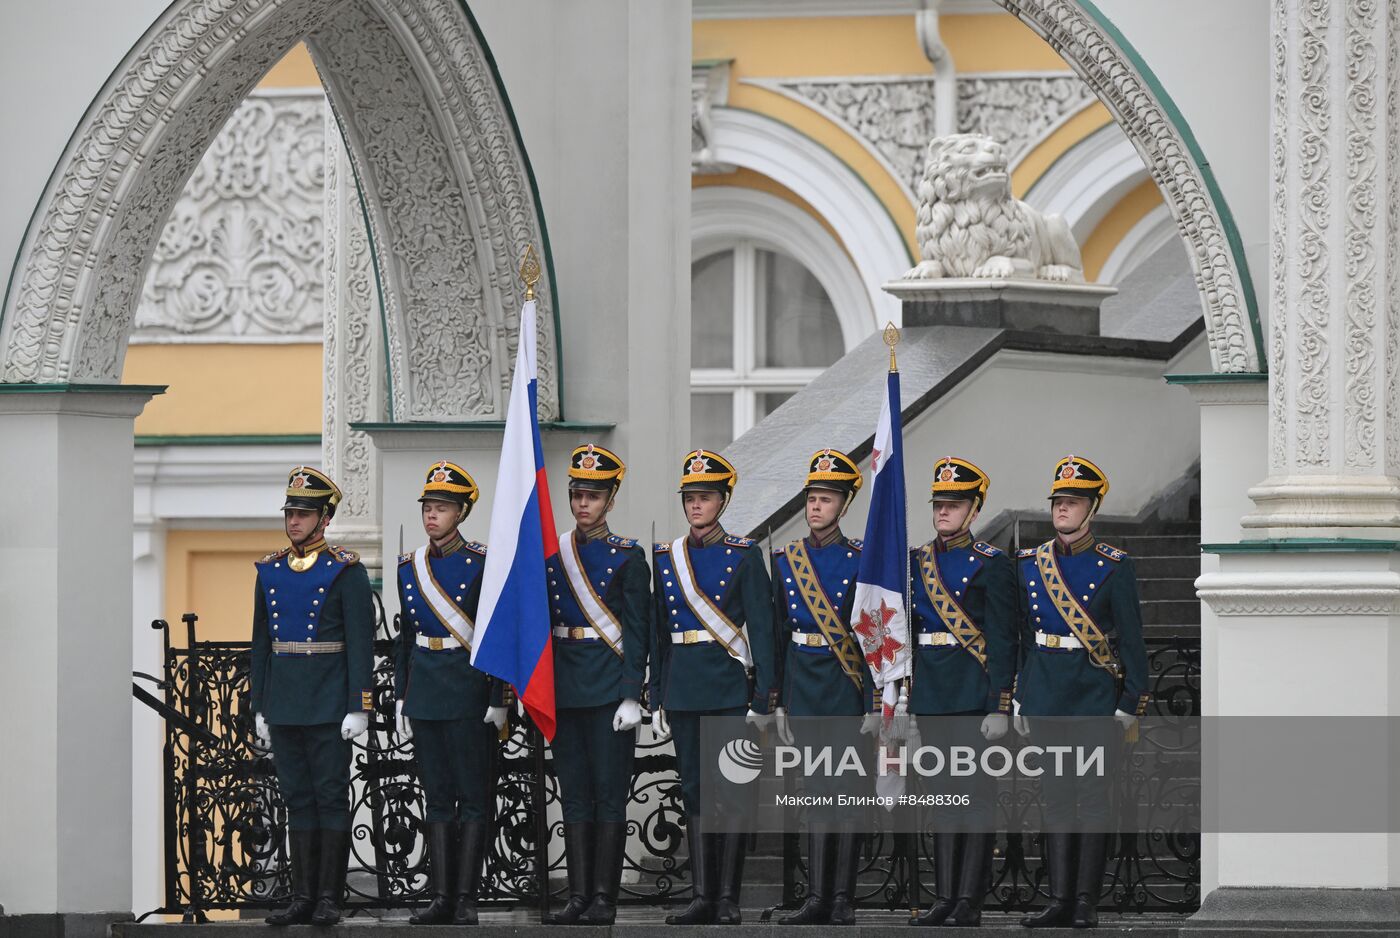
464;540;488;555
653;541;671;553
607;533;639;549
397;552;413;565
973;541;1003;557
1096;542;1127;562
259;546;291;563
330;545;360;564
724;534;755;548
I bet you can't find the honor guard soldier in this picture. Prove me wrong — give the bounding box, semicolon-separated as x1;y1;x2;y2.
907;457;1016;928
652;450;779;926
1015;456;1149;930
772;449;877;927
250;467;375;927
545;444;650;926
393;461;509;925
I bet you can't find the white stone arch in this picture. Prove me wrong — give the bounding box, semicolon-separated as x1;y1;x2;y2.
692;186;875;350
993;0;1263;372
709;107;908;329
0;0;560;420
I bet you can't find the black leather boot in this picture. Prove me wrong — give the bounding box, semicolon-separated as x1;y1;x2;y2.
666;822;714;925
713;830;748;925
1020;833;1075;928
452;820;489;925
409;821;455;925
946;833;994;926
546;821;595;925
827;826;860;926
1071;834;1108;928
579;821;627;924
266;829;319;925
779;827;831;925
912;832;960;926
310;829;350;926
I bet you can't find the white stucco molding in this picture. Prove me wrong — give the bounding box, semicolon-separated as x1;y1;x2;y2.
710;107;907;327
1022;122;1148;245
693;186;876;349
0;0;559;423
1197;570;1400;617
1097;203;1177;285
997;0;1263;373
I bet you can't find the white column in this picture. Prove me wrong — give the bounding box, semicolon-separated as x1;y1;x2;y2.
1243;0;1400;538
1194;0;1400;903
0;386;159;920
130;515;167;917
322;107;384;578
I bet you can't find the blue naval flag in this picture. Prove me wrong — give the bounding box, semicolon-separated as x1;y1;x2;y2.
852;368;911;693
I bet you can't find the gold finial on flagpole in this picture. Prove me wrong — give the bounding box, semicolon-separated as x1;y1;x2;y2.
883;322;900;372
519;245;541;301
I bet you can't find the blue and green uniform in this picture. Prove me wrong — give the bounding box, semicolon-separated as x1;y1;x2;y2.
651;527;778;818
547;526;651;824
250;539;375;832
909;531;1017;832
1013;532;1149;827
771;532;875;717
394;533;502;823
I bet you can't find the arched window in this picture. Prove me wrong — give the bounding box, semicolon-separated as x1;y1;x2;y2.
690;240;845;447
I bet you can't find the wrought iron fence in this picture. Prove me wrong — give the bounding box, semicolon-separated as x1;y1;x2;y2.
148;603;1199;920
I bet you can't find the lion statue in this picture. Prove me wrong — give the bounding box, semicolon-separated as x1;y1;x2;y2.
904;133;1084;283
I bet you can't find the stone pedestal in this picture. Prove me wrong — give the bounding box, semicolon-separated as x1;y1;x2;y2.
0;385;160;922
881;278;1116;335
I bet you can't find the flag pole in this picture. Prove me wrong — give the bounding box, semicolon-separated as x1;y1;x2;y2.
519;244;552;922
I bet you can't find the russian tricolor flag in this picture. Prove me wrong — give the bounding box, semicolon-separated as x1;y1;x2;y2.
471;298;557;741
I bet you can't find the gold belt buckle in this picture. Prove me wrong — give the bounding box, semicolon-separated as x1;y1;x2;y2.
429;636;444;651
805;634;823;647
1046;634;1061;648
684;630;699;644
570;627;588;640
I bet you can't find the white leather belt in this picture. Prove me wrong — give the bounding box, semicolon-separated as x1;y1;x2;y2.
416;633;464;651
790;632;828;648
553;626;601;641
1035;631;1084;650
273;640;344;655
671;629;716;645
917;632;958;646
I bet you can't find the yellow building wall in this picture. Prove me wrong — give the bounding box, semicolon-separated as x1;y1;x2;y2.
1080;178;1166;282
123;344;323;438
164;530;283;642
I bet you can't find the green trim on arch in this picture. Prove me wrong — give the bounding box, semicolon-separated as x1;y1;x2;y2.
1164;372;1267;385
1074;0;1266;372
1203;539;1400;554
135;433;321;447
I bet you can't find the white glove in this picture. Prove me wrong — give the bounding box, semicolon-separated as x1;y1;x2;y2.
612;698;643;732
980;712;1009;741
1013;698;1031;737
746;708;774;731
340;711;369;741
774;707;795;745
396;700;412;741
651;707;671;741
859;711;882;737
254;712;272;749
1114;708;1137;731
484;706;509;731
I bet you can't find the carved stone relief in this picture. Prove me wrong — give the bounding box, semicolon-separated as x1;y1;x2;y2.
135;92;327;342
743;73;1094;199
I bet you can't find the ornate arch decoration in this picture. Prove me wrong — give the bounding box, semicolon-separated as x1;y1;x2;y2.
995;0;1265;373
0;0;562;418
